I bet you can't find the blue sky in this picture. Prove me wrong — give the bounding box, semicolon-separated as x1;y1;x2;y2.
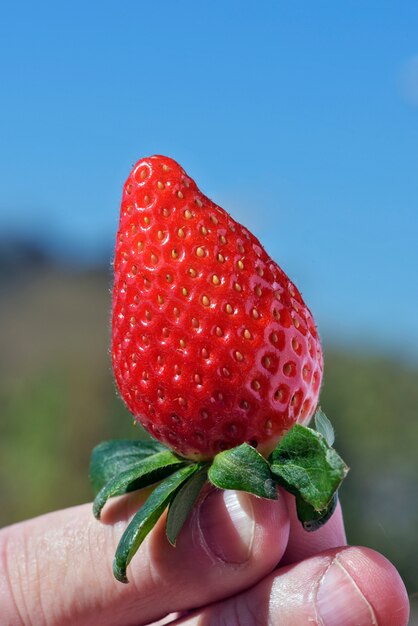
1;1;417;358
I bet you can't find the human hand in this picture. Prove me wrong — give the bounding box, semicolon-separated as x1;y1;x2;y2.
0;487;409;625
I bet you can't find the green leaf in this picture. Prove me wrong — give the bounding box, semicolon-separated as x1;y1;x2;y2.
270;424;348;512
90;439;168;494
113;464;202;583
93;450;187;519
296;492;339;531
208;443;277;499
166;466;209;546
314;408;335;447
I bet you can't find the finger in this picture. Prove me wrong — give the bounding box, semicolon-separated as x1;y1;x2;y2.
174;546;410;626
0;488;289;626
280;489;347;565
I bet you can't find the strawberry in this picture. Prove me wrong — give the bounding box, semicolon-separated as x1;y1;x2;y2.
111;155;323;461
91;155;346;583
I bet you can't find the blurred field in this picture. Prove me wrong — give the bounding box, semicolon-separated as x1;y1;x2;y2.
1;263;417;602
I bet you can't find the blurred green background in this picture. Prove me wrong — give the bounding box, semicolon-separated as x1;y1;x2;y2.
1;257;417;598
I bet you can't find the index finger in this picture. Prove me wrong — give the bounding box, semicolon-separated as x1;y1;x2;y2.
0;488;289;626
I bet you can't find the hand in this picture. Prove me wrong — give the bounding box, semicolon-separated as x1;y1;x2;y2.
0;488;409;625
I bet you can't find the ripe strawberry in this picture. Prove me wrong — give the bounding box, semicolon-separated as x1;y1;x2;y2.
95;156;345;583
112;155;323;461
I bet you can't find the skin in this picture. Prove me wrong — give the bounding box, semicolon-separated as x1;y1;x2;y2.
0;488;410;626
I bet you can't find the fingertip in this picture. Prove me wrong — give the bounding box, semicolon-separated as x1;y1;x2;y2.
124;487;291;621
176;544;410;626
337;546;410;626
181;486;290;571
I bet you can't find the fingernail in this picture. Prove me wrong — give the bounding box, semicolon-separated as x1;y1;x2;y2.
198;489;255;564
316;558;377;626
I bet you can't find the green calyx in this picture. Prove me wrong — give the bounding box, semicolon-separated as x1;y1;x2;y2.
89;408;348;583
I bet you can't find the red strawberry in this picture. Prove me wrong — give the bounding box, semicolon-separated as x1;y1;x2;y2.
112;155;323;461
